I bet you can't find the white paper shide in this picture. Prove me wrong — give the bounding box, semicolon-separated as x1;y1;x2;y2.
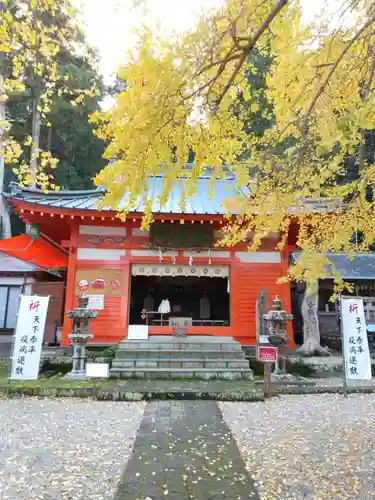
10;295;49;380
341;297;372;380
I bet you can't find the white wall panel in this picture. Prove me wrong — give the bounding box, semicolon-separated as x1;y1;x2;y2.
77;248;126;260
131;228;150;237
235;252;281;263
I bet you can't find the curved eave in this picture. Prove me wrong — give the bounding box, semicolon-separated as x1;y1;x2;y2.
7;199;227;222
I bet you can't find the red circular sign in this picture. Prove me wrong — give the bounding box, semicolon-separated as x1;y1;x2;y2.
92;279;106;289
78;279;89;291
109;279;120;290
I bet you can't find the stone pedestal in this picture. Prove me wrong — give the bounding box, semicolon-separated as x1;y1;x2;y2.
264;296;294;380
65;333;93;379
64;295;97;380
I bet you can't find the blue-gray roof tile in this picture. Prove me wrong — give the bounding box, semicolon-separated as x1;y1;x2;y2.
7;177;247;216
292;252;375;280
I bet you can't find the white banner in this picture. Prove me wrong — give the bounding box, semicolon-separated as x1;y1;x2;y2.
341;297;372;380
10;295;49;380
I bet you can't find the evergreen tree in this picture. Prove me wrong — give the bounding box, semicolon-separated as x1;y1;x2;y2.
4;9;107;190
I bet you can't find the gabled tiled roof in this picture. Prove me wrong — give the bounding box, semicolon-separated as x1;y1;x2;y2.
7;178;338;217
7;177;247;215
7;184;106;210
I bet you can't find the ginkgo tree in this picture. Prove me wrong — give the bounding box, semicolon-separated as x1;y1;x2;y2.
92;0;375;353
0;0;99;237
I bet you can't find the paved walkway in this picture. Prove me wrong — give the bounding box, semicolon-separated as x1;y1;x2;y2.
115;401;259;500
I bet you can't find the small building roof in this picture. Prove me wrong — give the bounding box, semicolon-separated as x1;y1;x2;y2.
291;252;375;280
7;176;247;215
0;252;38;273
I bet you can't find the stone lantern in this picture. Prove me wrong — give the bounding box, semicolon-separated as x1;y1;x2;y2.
65;296;97;379
263;296;293;378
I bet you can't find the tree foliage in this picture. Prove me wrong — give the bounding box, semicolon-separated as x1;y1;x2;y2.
93;0;375;290
1;0;101;190
6;48;106;189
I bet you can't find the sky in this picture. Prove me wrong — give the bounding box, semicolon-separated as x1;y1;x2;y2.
79;0;222;82
78;0;334;83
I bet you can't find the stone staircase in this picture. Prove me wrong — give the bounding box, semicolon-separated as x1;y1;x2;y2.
110;335;253;380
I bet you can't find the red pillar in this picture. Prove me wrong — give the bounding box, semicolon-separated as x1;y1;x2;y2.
61;222;78;345
281;245;295;347
120;256;131;339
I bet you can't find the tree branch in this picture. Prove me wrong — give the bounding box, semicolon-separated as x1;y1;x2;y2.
214;0;289;107
301;14;375;137
358;7;375;168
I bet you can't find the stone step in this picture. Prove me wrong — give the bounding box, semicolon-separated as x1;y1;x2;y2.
114;349;246;360
121;335;237;343
117;341;243;351
111;358;250;370
111;335;253;381
109;367;253;380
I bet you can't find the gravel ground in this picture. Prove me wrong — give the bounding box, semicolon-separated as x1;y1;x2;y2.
220;395;375;500
310;378;375;387
0;399;145;500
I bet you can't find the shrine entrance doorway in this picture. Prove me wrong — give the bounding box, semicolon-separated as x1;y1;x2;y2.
129;265;230;327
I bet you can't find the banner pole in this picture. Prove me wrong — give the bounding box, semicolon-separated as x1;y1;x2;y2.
338;295;348;398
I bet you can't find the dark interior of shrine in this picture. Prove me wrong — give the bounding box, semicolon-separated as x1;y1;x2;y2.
129;275;230;326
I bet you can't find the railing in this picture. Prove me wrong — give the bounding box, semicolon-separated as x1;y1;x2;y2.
141;310;229;327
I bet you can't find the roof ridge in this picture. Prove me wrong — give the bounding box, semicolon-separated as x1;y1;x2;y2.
7;182;106;197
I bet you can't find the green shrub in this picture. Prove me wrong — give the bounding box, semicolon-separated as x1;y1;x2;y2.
285;360;315;377
101;347;116;358
249;358;315;377
40;360;71;375
248;359;265;376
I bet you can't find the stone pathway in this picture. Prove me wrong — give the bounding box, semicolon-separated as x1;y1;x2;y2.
2;395;373;499
115;401;259;500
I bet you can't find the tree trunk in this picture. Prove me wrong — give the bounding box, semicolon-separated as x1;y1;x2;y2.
30;95;41;186
0;74;12;239
47;125;52;151
298;282;330;356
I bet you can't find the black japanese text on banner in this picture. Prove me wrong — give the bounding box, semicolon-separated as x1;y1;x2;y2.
341;297;372;381
10;295;49;380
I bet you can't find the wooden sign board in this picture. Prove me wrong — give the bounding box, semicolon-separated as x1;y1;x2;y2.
257;346;277;363
75;269;124;296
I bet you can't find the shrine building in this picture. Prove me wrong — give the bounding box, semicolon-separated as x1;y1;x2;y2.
2;176;295;347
